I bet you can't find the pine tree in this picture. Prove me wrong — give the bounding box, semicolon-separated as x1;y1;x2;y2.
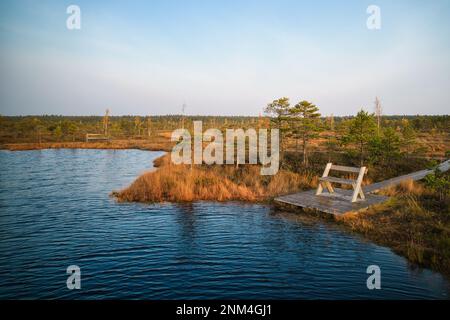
264;97;291;165
381;127;401;163
290;101;321;166
401;122;417;156
345;109;377;166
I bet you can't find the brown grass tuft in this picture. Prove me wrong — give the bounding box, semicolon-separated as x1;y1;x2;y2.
381;179;425;197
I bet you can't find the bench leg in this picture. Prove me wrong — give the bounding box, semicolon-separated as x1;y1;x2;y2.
316;182;324;195
351;184;367;202
359;187;365;200
325;182;334;193
351;184;359;202
351;186;366;202
316;163;332;196
316;181;334;195
351;166;367;202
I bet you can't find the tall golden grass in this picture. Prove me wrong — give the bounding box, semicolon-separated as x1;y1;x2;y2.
113;154;316;202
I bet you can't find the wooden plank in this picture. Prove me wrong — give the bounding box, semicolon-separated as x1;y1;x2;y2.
366;160;449;194
330;164;361;173
320;176;354;185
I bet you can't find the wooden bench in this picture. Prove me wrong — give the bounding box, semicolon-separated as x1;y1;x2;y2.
85;134;110;142
315;163;368;203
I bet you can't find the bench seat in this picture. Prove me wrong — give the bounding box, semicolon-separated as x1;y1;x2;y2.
319;176;354;185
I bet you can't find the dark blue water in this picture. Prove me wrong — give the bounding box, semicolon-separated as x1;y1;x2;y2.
0;149;449;299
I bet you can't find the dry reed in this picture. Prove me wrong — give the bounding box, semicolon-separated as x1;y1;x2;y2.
114;154;315;203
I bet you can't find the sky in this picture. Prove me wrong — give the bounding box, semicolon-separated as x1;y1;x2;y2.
0;0;449;116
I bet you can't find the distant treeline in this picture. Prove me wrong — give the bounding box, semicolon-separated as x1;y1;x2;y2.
0;112;448;179
1;114;449;141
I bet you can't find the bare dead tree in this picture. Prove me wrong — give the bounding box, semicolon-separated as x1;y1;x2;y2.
103;109;110;136
147;117;152;138
329;113;334;131
374;97;382;135
181;103;186;129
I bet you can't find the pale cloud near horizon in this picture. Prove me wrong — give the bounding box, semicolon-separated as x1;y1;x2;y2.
1;0;449;116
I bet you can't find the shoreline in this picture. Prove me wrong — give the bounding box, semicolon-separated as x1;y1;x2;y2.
0;140;173;152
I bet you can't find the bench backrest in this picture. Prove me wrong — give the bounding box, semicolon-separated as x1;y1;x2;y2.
321;163;367;182
330;164;368;175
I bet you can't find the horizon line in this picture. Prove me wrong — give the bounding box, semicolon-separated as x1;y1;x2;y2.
1;113;449;118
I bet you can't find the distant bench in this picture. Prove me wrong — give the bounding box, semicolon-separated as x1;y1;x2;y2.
316;163;368;203
85;134;111;142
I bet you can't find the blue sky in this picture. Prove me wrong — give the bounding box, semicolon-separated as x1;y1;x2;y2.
0;0;449;116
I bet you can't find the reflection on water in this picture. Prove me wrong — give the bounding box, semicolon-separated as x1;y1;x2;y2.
0;149;449;299
175;203;198;242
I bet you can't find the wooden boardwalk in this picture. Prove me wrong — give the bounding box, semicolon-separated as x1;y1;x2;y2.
365;160;449;194
275;160;449;215
275;188;388;215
